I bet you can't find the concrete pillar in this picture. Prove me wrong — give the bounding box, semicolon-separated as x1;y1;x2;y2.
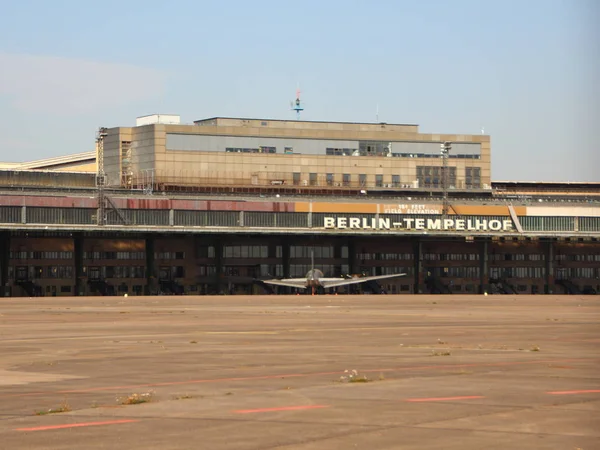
479;239;489;294
347;238;357;275
169;209;175;226
21;206;26;224
282;239;291;278
0;231;10;297
545;240;554;294
145;235;155;295
214;236;224;294
412;238;422;294
74;233;85;296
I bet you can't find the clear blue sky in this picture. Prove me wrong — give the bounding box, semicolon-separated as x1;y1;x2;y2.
0;0;598;181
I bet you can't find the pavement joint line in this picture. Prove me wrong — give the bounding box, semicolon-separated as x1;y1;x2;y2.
405;396;485;402
14;419;139;432
547;389;600;395
233;405;331;414
0;357;594;399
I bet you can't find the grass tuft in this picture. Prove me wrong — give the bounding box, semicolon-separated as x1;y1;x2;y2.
35;400;71;415
119;392;154;405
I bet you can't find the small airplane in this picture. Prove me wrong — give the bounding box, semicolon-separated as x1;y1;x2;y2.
261;250;406;294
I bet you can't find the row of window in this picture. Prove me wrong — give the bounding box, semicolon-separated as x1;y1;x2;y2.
84;251;145;260
86;266;145;279
358;253;414;261
290;167;480;189
556;267;600;278
225;146;276;154
428;267;481;278
11;251;148;261
290;246;338;259
12;265;74;280
223;245;269;259
10;251;73;260
556;254;600;262
221;141;482;160
489;253;545;261
490;267;546;278
423;253;479;261
155;252;185;260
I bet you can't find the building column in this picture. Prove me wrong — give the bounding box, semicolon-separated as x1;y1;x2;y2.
214;236;224;294
545;239;554;294
412;238;422;294
74;233;85;296
479;239;489;294
347;238;357;274
145;235;155;295
282;239;291;278
0;231;10;297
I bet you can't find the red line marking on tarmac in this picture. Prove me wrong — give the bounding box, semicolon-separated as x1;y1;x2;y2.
405;395;484;402
547;389;600;395
1;358;595;399
234;405;330;414
16;419;139;432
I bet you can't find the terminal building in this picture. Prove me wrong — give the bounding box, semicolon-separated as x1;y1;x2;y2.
0;114;598;297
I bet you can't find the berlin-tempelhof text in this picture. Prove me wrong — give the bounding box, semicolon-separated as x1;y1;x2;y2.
324;217;514;231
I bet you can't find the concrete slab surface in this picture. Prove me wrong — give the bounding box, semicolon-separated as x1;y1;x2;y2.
0;295;598;449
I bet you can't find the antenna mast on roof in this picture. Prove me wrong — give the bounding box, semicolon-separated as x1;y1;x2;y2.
290;85;304;120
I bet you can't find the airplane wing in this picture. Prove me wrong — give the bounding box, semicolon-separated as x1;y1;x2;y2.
260;278;308;289
320;273;406;289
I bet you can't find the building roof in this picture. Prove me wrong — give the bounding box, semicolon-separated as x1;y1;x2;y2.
0;151;95;171
194;117;420;127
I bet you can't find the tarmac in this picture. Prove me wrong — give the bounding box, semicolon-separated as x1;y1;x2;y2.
0;294;598;450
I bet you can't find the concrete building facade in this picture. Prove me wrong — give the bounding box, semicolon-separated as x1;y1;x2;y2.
102;117;490;192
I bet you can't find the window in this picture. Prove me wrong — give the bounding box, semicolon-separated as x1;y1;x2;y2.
309;173;318;186
326;173;334;186
342;174;350;186
466;167;481;189
293;172;301;185
417;166;456;188
359;174;367;186
225;146;275;154
375;175;383;187
290;246;334;259
392;175;400;187
326;148;355;156
285;147;293;154
358;141;390;156
223;245;269;258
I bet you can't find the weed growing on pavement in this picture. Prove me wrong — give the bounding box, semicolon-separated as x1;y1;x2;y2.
119;392;154;405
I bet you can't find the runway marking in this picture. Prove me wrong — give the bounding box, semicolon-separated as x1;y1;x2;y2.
405;395;484;402
205;331;279;335
547;389;600;395
234;405;330;414
1;358;594;399
16;419;139;432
